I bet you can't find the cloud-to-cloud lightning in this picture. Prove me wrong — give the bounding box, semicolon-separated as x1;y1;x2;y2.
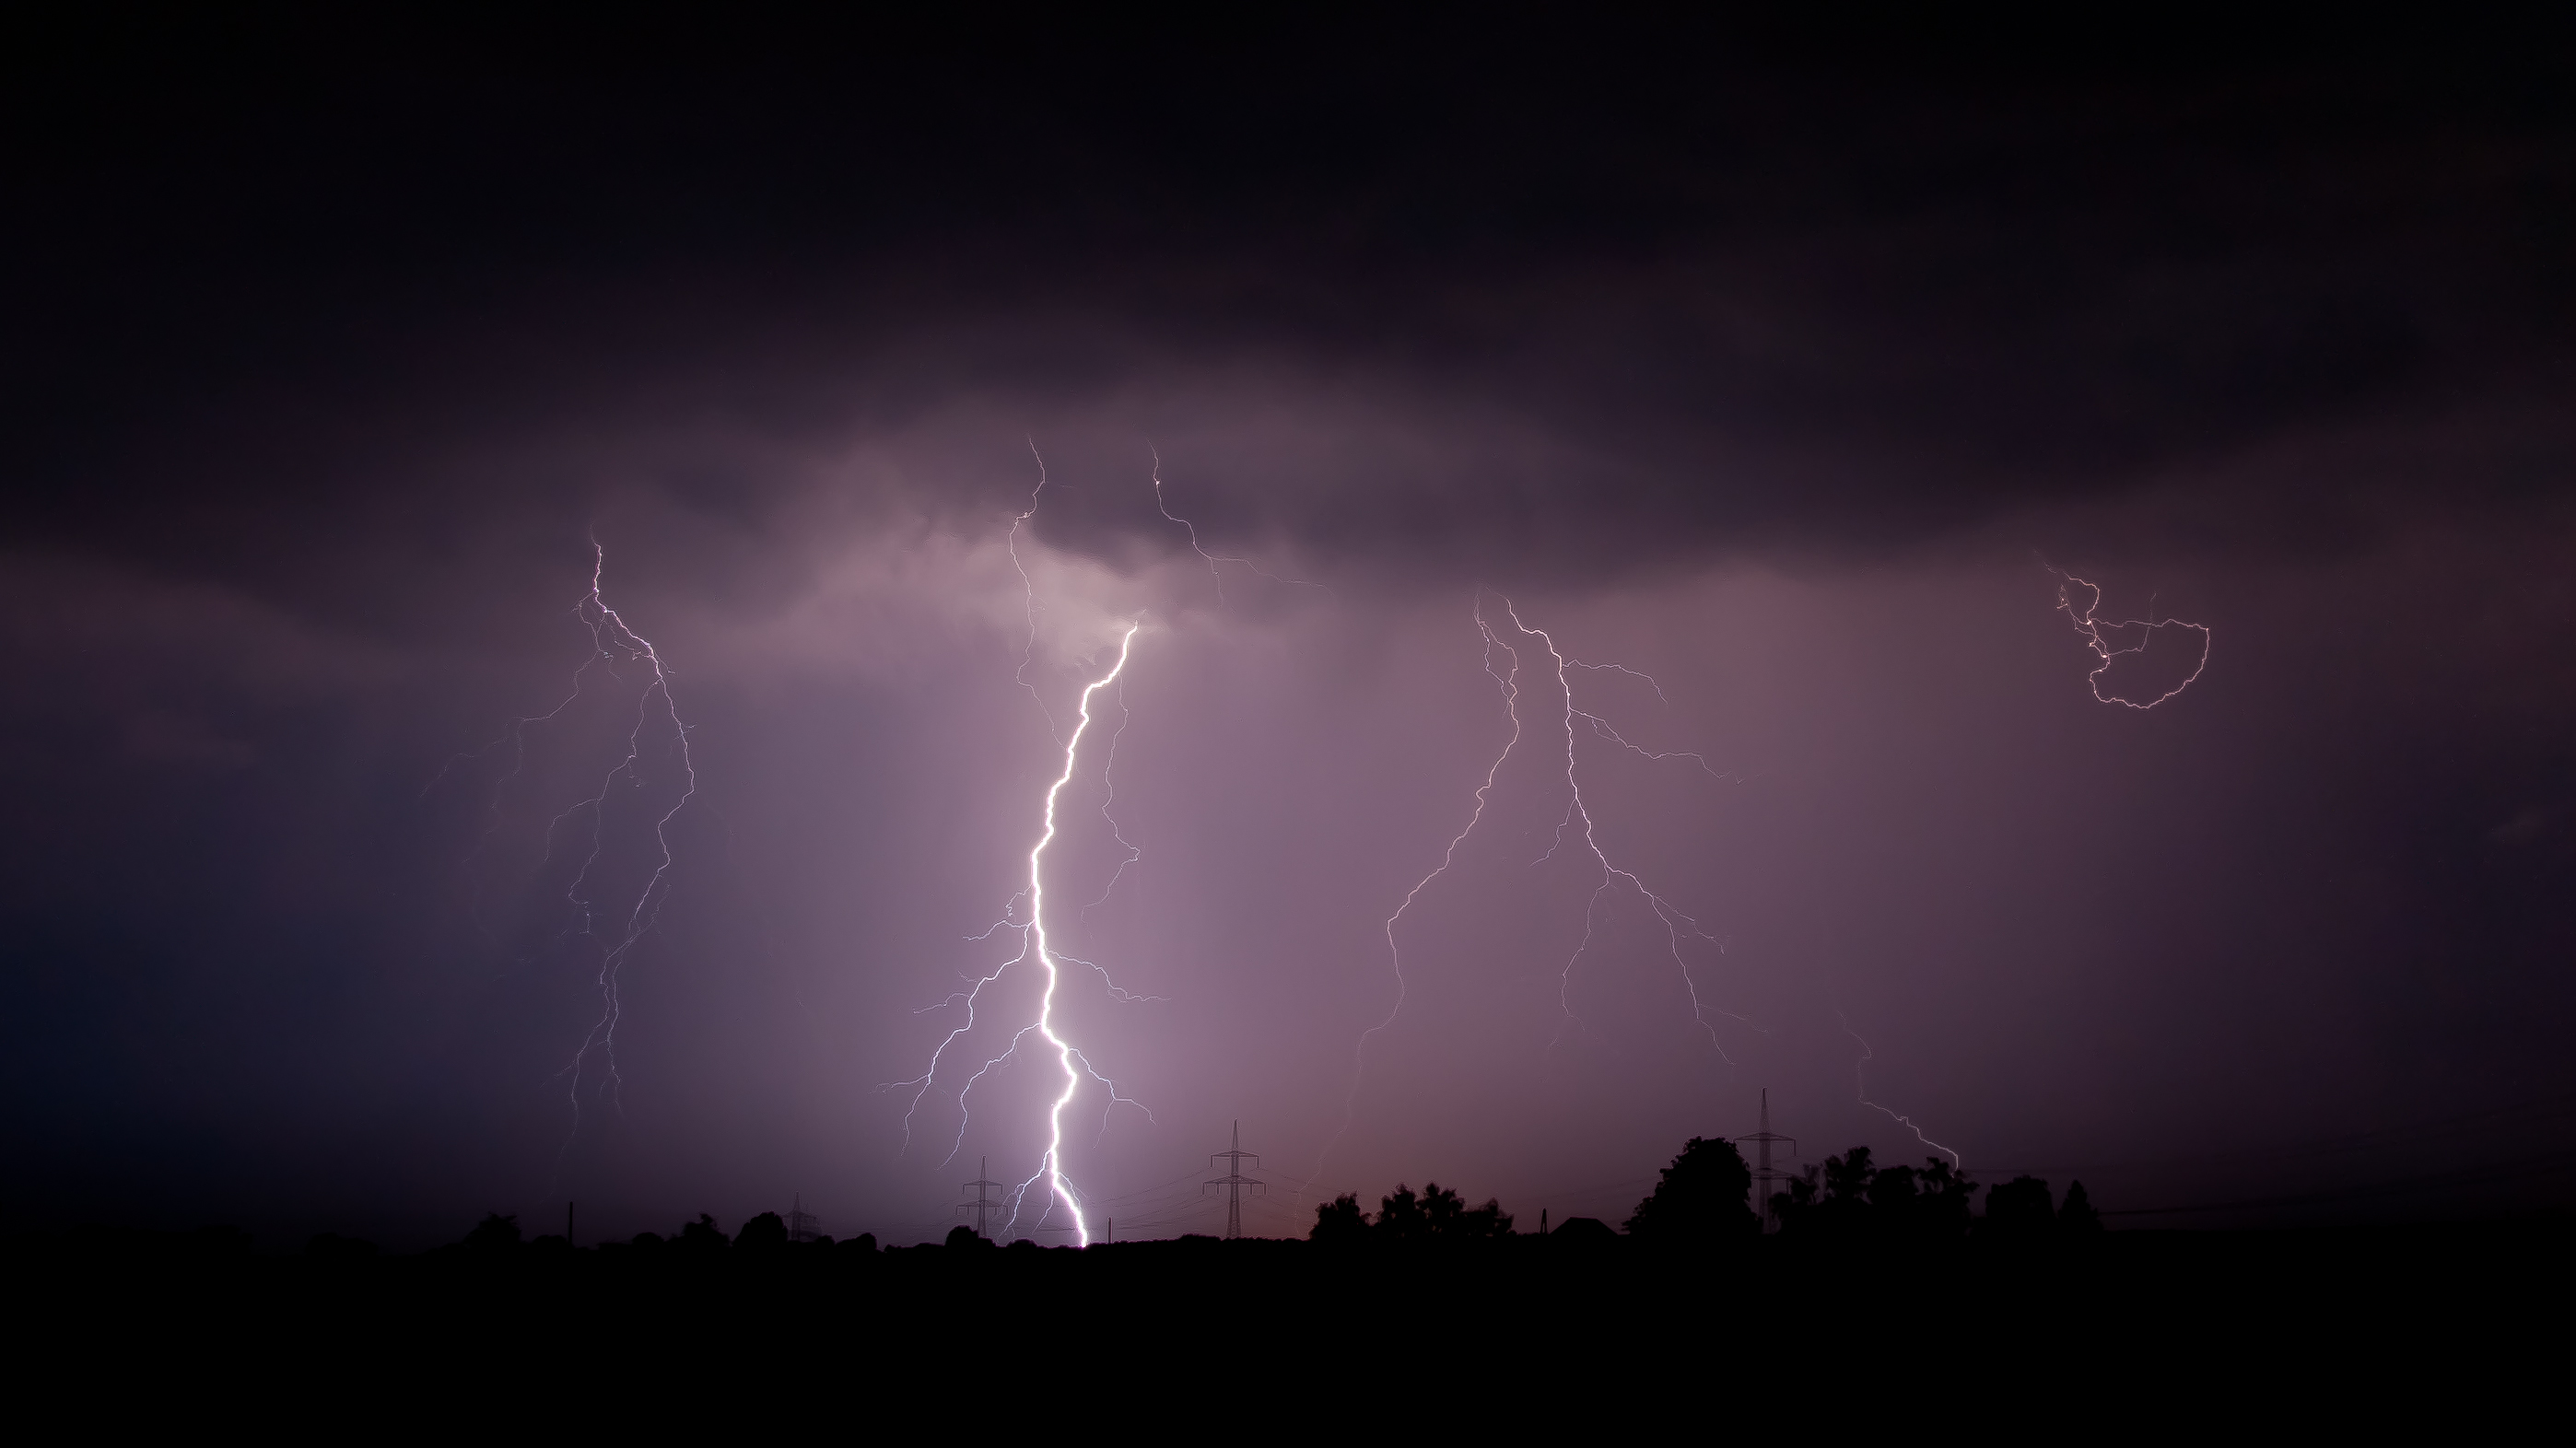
2052;567;2213;709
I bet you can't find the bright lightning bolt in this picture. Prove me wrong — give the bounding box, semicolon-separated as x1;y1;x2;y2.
887;464;1167;1245
2050;566;2212;709
1008;622;1139;1244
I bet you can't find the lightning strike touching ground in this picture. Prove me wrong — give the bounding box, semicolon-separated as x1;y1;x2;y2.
2051;567;2213;709
886;470;1172;1244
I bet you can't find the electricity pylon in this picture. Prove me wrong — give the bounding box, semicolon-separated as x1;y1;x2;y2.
1736;1090;1797;1232
1205;1122;1263;1240
961;1157;1004;1239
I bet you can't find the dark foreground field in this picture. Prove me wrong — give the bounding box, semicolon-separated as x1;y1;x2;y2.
8;1222;2563;1426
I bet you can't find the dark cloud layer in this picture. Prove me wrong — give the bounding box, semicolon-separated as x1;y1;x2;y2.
6;15;2575;1244
11;10;2573;601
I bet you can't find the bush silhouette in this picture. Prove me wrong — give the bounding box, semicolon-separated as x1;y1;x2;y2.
736;1211;789;1251
1983;1175;2057;1239
2060;1180;2102;1233
463;1213;521;1253
1309;1193;1371;1244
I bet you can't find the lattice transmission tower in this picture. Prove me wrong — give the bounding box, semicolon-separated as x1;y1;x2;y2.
1736;1089;1797;1232
1205;1122;1264;1240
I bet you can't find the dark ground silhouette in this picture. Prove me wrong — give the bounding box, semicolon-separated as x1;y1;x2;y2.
11;1137;2563;1418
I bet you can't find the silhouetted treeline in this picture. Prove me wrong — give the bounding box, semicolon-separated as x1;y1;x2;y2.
1308;1182;1514;1244
0;1139;2150;1278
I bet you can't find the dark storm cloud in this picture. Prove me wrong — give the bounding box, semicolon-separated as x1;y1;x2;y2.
9;9;2571;610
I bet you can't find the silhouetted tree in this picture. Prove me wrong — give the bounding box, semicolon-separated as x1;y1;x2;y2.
1770;1164;1821;1232
677;1214;729;1252
1868;1162;1918;1214
2060;1180;2102;1233
1453;1196;1515;1239
736;1211;789;1251
1376;1184;1433;1243
304;1232;377;1259
1770;1148;1973;1241
464;1213;521;1253
1625;1137;1757;1243
1370;1182;1512;1244
1310;1193;1372;1244
1983;1175;2057;1239
1911;1159;1976;1240
944;1225;996;1250
1823;1146;1876;1202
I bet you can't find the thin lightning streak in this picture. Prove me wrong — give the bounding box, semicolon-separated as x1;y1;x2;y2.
1309;593;1751;1199
1838;1008;1962;1170
1507;602;1740;1059
1083;677;1142;914
1565;659;1669;705
1152;445;1331;604
1311;596;1526;1195
460;543;695;1171
1012;441;1060;742
2049;566;2212;709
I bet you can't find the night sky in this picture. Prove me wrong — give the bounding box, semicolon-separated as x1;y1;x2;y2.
7;12;2574;1247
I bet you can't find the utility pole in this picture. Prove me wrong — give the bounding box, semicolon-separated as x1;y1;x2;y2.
1735;1089;1797;1232
961;1157;1004;1239
1205;1121;1263;1240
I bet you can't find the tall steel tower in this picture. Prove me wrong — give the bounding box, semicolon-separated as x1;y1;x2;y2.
1205;1122;1264;1240
1736;1089;1797;1232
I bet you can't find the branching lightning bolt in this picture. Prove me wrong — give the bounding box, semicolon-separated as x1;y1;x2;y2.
437;543;698;1170
886;462;1178;1244
1314;592;1742;1192
551;544;699;1136
2050;566;2212;709
1509;602;1741;1057
1313;597;1528;1188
